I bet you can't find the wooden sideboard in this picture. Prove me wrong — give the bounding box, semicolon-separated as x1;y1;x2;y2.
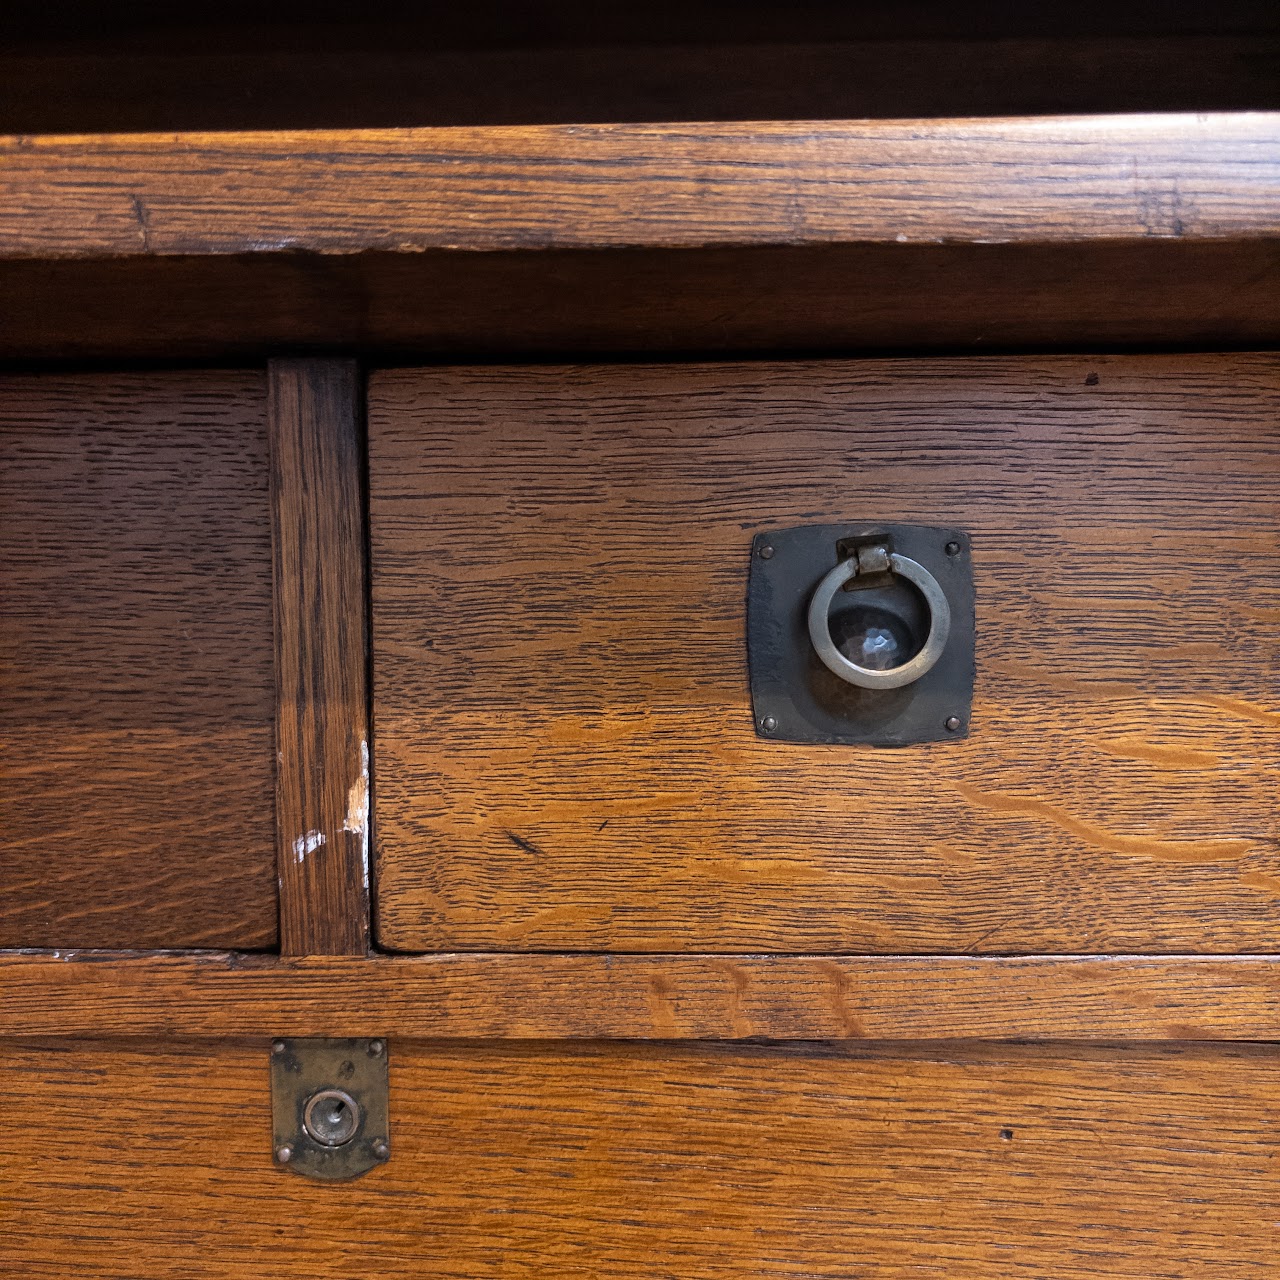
2;106;1279;1276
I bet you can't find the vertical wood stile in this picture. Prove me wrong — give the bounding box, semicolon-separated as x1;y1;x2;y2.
269;358;370;955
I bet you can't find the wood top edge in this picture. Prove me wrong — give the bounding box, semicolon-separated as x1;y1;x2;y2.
4;112;1279;262
5;110;1279;147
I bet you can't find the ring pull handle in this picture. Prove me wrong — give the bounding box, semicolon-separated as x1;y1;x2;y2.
807;544;951;690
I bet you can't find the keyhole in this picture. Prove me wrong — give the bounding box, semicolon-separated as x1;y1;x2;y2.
302;1088;362;1146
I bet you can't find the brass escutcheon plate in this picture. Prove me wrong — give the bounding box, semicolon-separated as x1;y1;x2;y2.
270;1037;390;1180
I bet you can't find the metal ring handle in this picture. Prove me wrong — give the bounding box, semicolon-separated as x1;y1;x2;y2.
807;553;951;690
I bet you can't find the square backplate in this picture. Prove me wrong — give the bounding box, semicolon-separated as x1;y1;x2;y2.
747;523;974;746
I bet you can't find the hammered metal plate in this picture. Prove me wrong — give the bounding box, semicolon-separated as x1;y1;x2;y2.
747;523;974;746
270;1037;390;1180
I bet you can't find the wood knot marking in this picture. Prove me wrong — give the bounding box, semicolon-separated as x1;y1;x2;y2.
646;974;679;1036
711;962;752;1037
818;962;866;1038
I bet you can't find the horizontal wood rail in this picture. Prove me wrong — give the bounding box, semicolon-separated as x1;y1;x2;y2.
2;114;1278;357
6;115;1279;256
4;951;1279;1040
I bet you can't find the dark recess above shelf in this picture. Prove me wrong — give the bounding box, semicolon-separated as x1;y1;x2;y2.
2;0;1279;132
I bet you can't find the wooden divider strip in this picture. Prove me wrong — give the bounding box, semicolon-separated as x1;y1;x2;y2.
269;358;370;955
2;952;1277;1039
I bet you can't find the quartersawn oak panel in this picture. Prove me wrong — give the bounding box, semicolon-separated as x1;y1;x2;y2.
0;371;277;948
370;352;1280;953
7;118;1278;257
3;117;1280;360
2;1038;1277;1278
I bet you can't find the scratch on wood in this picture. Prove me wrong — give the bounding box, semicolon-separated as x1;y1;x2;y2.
292;830;326;863
343;740;371;889
505;831;546;858
129;194;152;252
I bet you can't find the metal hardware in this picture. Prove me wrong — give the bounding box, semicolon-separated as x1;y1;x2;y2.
303;1088;362;1146
807;546;951;690
747;523;975;746
270;1037;390;1181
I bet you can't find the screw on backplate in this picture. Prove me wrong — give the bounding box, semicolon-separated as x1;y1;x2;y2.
372;1140;391;1161
760;716;778;733
945;716;962;732
758;544;775;560
271;1040;287;1055
275;1145;293;1163
368;1039;385;1057
944;541;961;557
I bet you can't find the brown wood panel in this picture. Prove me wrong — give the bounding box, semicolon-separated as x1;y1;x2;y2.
270;359;369;955
0;371;277;948
5;117;1277;257
2;1037;1277;1277
4;951;1280;1040
2;118;1279;359
370;352;1280;953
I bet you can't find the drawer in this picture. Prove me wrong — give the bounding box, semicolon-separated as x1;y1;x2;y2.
5;1037;1276;1278
0;370;277;949
369;352;1280;953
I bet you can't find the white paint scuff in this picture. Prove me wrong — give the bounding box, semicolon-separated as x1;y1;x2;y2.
343;740;371;890
293;830;326;863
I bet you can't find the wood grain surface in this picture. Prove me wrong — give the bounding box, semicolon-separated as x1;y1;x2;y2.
270;359;369;955
0;372;277;949
5;116;1278;256
3;951;1280;1040
2;118;1279;359
370;352;1280;953
3;1036;1277;1277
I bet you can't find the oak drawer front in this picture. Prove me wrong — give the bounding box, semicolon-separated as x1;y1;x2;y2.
4;1038;1276;1278
0;371;277;949
369;353;1280;953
